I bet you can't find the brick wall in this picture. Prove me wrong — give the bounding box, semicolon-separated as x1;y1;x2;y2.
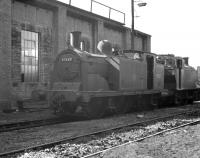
0;0;12;110
12;21;53;98
103;25;125;50
11;1;53;99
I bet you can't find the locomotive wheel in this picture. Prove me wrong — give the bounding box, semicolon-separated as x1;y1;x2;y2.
115;97;126;114
85;97;107;118
150;94;159;109
174;94;182;106
51;94;66;114
187;99;193;104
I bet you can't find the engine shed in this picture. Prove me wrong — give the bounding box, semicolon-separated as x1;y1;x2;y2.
0;0;151;110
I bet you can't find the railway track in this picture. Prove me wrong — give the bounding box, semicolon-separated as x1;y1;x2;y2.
0;117;67;133
0;109;199;158
1;104;199;134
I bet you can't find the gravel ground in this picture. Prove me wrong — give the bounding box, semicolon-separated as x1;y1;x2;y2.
101;123;200;158
15;113;200;158
0;106;196;154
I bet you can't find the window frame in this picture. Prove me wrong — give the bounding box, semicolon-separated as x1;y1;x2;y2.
21;30;39;83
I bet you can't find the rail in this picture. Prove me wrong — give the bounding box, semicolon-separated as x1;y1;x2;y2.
0;118;66;133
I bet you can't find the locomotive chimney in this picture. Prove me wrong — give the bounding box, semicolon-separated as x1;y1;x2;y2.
70;31;81;49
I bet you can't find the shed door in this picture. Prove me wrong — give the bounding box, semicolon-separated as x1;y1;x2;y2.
146;55;154;89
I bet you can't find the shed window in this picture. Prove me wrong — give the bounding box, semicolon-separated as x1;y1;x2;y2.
21;30;39;82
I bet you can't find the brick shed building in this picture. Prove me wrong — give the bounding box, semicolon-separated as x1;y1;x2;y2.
0;0;151;110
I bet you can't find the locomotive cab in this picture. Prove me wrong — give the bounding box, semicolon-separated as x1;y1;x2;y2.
175;57;197;90
157;54;197;90
198;66;200;81
196;67;200;88
158;54;199;105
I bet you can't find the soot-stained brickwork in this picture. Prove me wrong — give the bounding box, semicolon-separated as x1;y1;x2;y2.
12;21;53;98
0;0;12;109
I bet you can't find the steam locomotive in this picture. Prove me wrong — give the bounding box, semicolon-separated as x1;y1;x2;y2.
157;54;200;105
49;33;200;118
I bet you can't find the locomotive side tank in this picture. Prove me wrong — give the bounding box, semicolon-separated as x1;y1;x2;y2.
176;57;197;90
118;50;164;91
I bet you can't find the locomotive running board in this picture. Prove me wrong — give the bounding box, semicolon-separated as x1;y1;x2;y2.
48;89;169;103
